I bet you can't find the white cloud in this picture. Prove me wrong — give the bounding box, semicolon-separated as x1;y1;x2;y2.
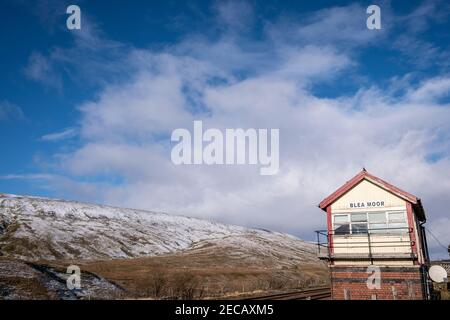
1;173;108;203
24;52;63;91
24;15;130;91
406;77;450;103
214;0;254;33
1;173;56;180
266;3;389;49
0;100;24;121
41;127;78;141
21;1;450;259
392;1;450;69
275;45;351;80
59;62;450;258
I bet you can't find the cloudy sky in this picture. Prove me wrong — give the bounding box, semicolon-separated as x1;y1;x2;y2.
1;0;450;259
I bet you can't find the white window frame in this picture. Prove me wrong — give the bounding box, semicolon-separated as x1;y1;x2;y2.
332;210;408;235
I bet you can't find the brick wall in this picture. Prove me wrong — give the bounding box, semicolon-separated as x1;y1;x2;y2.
330;266;426;300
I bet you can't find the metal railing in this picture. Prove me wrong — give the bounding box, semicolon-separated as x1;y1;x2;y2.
315;227;416;262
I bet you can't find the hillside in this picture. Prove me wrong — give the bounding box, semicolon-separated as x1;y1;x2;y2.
0;194;328;299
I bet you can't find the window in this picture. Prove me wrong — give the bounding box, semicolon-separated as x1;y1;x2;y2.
333;211;408;235
351;213;367;222
334;215;349;224
333;214;350;235
352;223;368;234
333;214;368;235
369;212;387;233
388;212;404;221
351;213;368;234
369;212;385;223
387;212;408;231
335;224;350;235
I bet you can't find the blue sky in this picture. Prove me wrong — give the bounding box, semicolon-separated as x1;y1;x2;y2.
1;0;450;258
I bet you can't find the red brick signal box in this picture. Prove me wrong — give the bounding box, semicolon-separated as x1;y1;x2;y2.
316;170;430;300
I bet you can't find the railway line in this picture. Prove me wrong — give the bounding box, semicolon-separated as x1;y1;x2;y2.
246;286;331;300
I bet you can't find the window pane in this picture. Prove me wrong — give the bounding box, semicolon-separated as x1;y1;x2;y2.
369;223;388;233
334;215;348;224
351;213;367;222
389;222;408;230
334;224;350;235
388;212;405;222
352;223;368;234
369;212;386;223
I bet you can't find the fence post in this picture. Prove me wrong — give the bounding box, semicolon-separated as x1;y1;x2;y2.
316;231;320;255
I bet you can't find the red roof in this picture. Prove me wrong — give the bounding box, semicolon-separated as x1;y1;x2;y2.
318;169;426;221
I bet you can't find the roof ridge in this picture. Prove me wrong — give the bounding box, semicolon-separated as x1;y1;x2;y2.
319;170;420;210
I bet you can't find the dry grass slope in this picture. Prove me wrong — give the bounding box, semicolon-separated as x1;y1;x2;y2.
0;194;329;299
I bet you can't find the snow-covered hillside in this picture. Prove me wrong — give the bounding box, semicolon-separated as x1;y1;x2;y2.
0;194;317;262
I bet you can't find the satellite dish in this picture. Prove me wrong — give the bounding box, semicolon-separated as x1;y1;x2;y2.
429;265;448;283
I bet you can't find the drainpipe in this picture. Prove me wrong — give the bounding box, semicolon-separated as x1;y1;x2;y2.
419;221;431;300
419;221;430;264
